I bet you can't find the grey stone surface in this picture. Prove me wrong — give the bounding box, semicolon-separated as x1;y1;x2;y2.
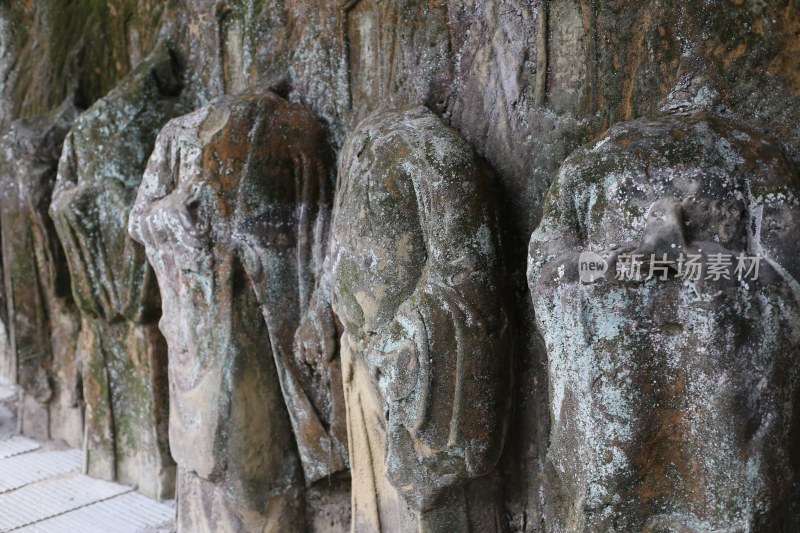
332;107;512;532
0;99;83;448
528;110;800;531
0;1;799;531
129;89;349;531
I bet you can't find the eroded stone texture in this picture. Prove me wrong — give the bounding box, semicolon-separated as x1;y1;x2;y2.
528;110;800;531
332;107;512;532
137;10;800;524
344;0;451;123
1;1;169;121
0;1;799;529
129;89;349;531
0;99;83;446
168;0;351;143
49;45;183;499
219;90;349;485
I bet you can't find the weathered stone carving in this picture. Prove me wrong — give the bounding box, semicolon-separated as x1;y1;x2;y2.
528;111;800;531
49;45;183;499
0;98;83;446
228;90;349;486
331;106;511;531
129;89;348;531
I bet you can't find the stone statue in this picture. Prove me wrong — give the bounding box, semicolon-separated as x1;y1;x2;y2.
231;98;348;485
332;106;512;532
528;111;800;531
49;45;184;499
0;98;83;446
129;89;349;531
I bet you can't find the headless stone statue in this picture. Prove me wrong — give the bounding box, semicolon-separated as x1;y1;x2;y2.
332;107;512;532
231;98;348;484
0;98;83;445
49;45;183;499
129;89;348;532
528;111;800;531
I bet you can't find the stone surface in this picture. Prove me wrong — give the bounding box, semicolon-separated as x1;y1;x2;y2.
49;45;183;499
528;110;800;531
0;1;169;123
230;92;348;485
129;89;349;531
332;107;512;532
0;1;798;530
0;99;83;447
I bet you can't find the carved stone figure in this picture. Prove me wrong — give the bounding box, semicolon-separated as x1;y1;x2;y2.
331;106;512;532
226;90;350;487
528;111;800;531
0;98;83;446
129;89;349;531
49;45;184;499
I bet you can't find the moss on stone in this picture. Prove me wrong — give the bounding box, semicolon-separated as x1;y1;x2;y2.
6;0;169;119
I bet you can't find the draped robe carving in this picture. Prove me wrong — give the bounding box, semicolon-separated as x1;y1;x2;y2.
50;45;183;499
527;111;800;532
332;106;512;532
0;99;82;445
129;89;348;531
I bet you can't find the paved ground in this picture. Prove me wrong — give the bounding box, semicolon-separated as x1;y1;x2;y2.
0;376;175;532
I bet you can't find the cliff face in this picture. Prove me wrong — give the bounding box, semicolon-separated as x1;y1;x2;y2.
0;1;798;531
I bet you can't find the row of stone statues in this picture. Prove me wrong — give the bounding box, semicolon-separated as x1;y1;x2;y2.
123;86;515;530
0;43;798;531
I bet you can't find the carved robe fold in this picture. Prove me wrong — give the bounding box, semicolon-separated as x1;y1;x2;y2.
333;106;511;532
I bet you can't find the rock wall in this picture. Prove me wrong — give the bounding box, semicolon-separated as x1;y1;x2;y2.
0;1;798;532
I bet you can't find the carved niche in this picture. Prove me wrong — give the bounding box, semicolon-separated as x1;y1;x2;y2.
344;0;451;122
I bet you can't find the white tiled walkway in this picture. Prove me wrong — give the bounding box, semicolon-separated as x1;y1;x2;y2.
0;377;175;532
